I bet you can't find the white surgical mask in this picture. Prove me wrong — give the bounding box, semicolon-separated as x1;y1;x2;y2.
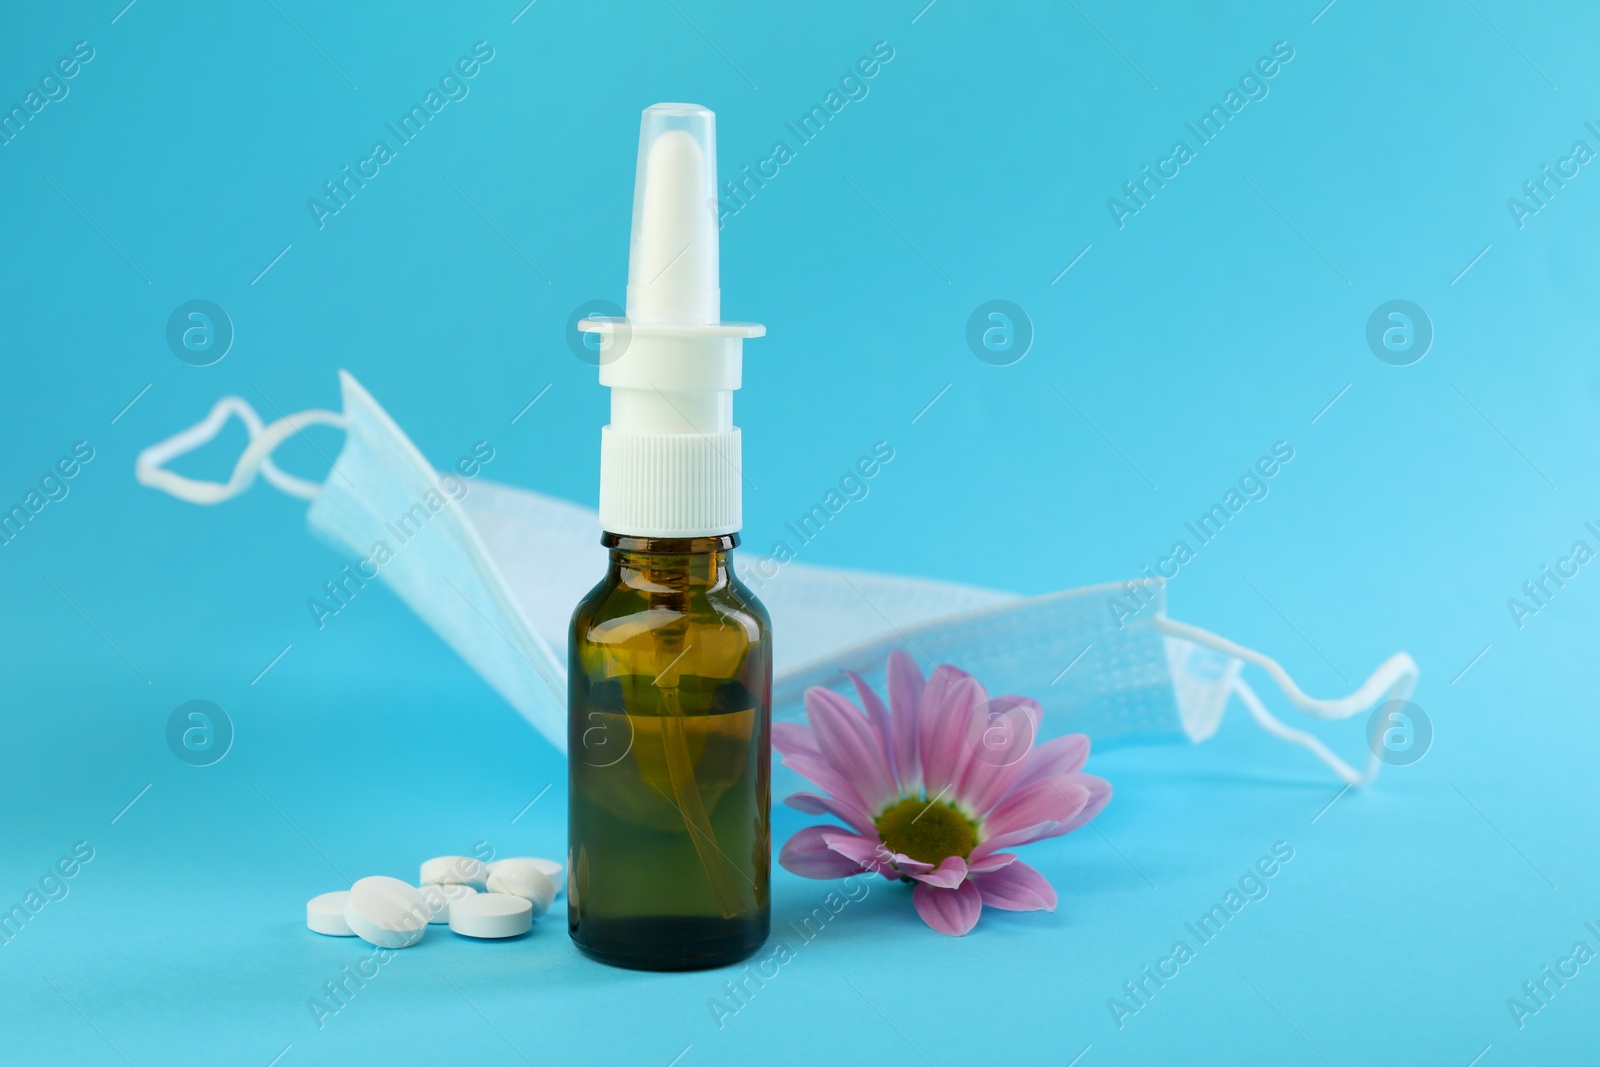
136;371;1418;786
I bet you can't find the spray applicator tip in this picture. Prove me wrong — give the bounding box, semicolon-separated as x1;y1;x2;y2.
627;103;721;327
582;103;764;540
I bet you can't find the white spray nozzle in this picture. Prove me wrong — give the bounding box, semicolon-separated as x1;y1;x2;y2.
582;103;764;539
627;104;720;326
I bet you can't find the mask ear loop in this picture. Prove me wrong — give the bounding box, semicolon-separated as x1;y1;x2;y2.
135;396;345;504
1153;615;1419;787
1231;676;1370;785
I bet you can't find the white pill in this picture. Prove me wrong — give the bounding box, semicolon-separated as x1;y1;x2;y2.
306;891;355;937
344;876;430;949
419;855;489;889
526;857;565;891
487;856;562;886
485;859;556;918
420;881;478;924
448;892;533;939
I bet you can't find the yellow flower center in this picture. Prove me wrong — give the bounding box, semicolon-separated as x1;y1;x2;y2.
875;795;978;866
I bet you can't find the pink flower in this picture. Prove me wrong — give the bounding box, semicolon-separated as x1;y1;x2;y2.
776;650;1112;936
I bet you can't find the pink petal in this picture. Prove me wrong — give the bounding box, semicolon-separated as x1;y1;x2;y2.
779;752;868;812
1013;733;1091;791
981;776;1092;844
773;721;819;759
779;826;871;879
973;860;1057;912
820;830;895;876
927;663;971;686
886;650;925;793
918;675;984;802
846;670;899;788
783;791;874;834
966;851;1019;873
825;831;934;875
998;695;1043;721
909;854;968;890
912;879;983;936
1031;773;1113;840
880;851;934;875
955;696;1042;818
959;758;1029;824
806;687;898;813
970;821;1060;862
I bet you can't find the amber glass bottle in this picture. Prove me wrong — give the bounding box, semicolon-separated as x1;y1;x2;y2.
568;532;771;970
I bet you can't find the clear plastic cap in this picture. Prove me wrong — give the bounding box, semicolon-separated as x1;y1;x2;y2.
625;103;720;326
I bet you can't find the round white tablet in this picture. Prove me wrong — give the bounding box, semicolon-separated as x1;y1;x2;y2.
419;855;489;889
485;859;556;918
487;856;562;885
344;876;430;948
449;892;533;939
420;881;478;924
306;891;355;937
525;857;564;891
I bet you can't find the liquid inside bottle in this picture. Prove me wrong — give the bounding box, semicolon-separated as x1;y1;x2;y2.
568;533;771;970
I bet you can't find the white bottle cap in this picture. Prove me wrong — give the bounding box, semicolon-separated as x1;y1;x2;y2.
581;103;764;539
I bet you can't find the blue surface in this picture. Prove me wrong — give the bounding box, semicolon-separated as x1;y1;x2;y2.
3;1;1598;1064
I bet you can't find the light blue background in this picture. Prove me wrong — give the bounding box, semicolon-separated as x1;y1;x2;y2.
2;0;1597;1063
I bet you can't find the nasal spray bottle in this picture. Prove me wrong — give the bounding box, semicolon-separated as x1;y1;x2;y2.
568;104;771;970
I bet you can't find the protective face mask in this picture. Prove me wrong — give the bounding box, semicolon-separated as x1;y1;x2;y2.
136;371;1418;786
